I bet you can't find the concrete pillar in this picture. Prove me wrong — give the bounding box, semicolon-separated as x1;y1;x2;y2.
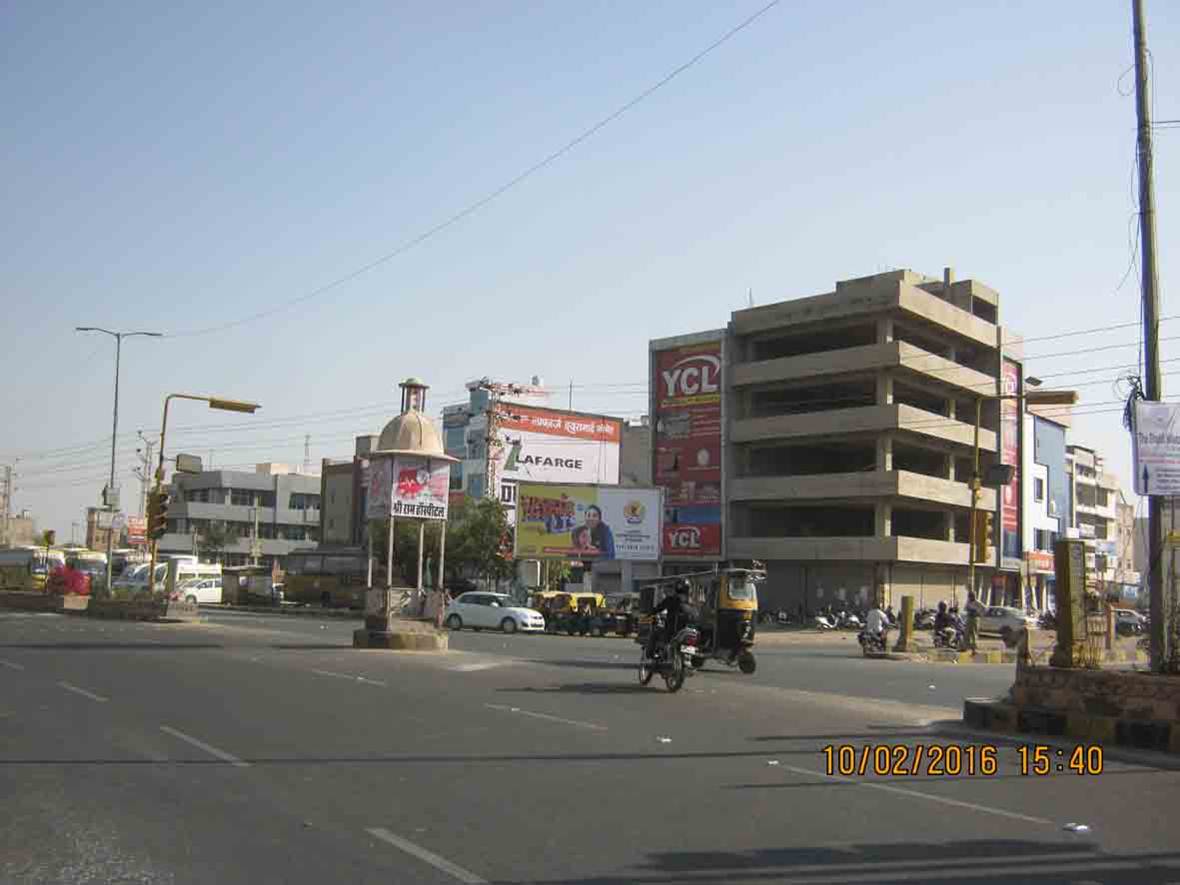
876;434;893;472
944;511;956;542
946;453;956;481
877;317;894;344
875;502;892;537
946;398;956;420
893;594;917;652
876;373;894;406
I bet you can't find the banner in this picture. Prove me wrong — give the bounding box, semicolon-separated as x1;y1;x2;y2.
366;456;451;520
515;483;662;561
489;404;622;527
1000;359;1022;570
653;340;723;557
365;458;392;519
126;516;147;547
391;455;451;520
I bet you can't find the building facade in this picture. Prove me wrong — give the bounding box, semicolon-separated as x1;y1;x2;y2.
654;267;1026;613
159;463;321;569
1021;412;1070;609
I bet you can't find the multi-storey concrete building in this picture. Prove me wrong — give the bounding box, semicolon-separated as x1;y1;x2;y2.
666;267;1024;613
159;463;321;569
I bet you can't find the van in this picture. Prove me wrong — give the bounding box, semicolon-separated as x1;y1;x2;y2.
165;560;223;600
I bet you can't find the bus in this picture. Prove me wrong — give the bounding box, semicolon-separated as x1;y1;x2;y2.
283;547;368;608
0;546;67;592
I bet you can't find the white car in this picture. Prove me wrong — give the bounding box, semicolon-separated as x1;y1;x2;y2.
173;578;223;605
444;592;545;634
978;606;1037;638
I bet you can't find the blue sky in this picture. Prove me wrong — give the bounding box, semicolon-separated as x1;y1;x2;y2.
2;1;1178;535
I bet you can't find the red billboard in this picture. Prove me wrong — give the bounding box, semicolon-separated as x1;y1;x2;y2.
653;340;723;557
1000;358;1022;569
126;516;147;547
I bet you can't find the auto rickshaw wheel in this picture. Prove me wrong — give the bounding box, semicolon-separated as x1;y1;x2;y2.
738;651;757;674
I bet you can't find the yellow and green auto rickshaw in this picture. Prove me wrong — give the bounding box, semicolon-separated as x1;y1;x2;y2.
635;568;761;674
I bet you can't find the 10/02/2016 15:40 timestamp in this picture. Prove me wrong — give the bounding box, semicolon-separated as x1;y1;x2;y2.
821;744;1104;777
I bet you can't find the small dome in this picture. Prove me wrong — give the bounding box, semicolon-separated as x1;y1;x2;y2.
374;410;455;460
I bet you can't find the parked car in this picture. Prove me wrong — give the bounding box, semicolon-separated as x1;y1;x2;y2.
443;592;545;633
172;578;223;605
1114;608;1146;636
978;606;1038;638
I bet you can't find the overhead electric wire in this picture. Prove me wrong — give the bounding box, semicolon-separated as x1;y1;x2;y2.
165;0;783;339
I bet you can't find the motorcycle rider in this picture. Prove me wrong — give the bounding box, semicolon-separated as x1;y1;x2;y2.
646;581;698;659
862;599;888;650
933;601;954;647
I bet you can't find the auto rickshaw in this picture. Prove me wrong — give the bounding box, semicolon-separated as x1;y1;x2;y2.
635;569;760;674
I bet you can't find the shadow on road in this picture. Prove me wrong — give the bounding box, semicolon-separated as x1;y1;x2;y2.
0;642;224;651
487;840;1179;884
523;659;637;671
497;682;652;695
270;643;352;650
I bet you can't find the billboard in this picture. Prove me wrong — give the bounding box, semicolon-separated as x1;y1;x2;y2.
489;404;622;526
515;483;662;561
366;455;450;521
652;340;723;557
126;516;147;547
1000;358;1022;570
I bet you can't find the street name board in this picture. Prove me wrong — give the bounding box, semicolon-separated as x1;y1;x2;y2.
1132;400;1180;495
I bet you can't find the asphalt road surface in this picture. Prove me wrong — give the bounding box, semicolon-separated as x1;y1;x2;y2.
2;609;1177;885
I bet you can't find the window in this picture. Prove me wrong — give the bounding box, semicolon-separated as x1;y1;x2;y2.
450;463;463;491
289;493;320;511
467;474;484;499
230;489;255;506
1096;488;1109;508
445;427;466;452
1033;478;1044;502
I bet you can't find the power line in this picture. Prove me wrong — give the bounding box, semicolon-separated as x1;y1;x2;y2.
165;0;783;339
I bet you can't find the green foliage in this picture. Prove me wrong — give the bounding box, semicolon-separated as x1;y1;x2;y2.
197;521;232;561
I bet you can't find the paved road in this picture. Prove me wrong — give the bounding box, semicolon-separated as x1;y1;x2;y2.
205;609;1019;711
2;609;1177;884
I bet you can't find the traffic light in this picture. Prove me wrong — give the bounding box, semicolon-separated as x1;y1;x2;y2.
972;511;994;563
43;530;56;547
147;491;169;540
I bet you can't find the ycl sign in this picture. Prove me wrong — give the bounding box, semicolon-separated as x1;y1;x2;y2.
660;354;720;400
666;526;702;550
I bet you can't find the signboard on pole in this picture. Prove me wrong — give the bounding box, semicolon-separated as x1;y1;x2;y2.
514;483;662;561
390;455;450;520
365;458;392;519
126;516;147;546
652;340;723;557
1132;400;1180;495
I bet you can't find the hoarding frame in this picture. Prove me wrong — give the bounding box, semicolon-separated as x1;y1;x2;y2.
513;481;663;562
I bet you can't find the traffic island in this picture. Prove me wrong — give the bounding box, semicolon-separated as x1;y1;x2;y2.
353;587;448;652
83;598;201;622
963;667;1180;755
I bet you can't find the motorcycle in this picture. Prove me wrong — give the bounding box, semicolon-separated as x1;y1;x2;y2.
932;617;965;650
839;611;863;630
914;609;936;630
814;613;838;630
858;628;888;656
638;615;701;693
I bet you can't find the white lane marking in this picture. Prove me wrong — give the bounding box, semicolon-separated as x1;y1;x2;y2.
0;659;26;671
57;681;108;703
160;725;250;768
450;662;505;672
366;827;487;884
484;703;606;732
310;668;386;686
783;765;1052;825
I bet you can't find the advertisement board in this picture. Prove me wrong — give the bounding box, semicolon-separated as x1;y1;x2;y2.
366;456;451;520
515;483;662;561
489;404;622;527
126;516;147;547
653;340;723;557
1000;359;1022;570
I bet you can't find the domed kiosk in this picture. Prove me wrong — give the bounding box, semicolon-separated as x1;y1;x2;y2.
353;378;457;651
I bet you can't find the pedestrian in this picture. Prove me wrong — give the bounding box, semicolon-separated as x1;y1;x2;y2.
964;591;984;652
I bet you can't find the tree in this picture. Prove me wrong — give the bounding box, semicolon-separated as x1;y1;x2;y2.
197;521;232;562
446;497;514;586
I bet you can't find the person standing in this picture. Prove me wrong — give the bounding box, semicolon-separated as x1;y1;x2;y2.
964;591;984;652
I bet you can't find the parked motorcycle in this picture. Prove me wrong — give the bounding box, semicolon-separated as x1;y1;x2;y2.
638;616;700;693
838;610;863;630
914;609;936;630
814;613;838;630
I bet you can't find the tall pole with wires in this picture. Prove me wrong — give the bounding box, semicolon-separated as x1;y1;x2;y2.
1133;0;1168;672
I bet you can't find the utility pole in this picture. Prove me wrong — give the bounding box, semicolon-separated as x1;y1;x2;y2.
250;494;261;566
1;464;12;547
135;432;156;518
303;434;311;475
1133;0;1169;672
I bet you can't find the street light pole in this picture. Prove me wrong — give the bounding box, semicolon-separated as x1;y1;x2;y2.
75;327;162;596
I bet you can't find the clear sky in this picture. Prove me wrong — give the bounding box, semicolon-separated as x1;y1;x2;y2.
2;1;1178;536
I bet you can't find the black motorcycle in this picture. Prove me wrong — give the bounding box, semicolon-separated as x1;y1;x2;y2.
639;615;700;693
857;629;888;656
932;617;965;650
